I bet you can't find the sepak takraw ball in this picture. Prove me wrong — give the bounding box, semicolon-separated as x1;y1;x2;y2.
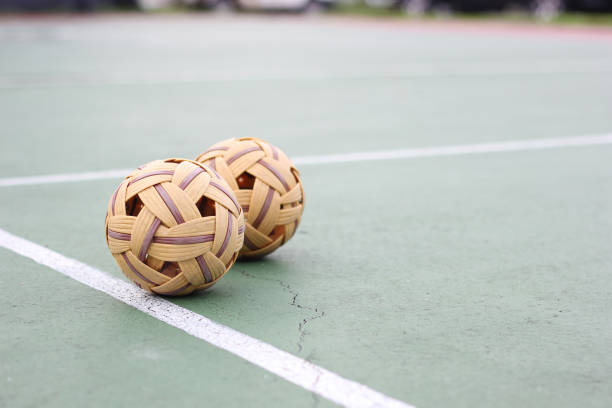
105;158;244;296
196;138;304;259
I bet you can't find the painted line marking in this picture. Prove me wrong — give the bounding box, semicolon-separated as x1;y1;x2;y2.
2;61;612;89
292;133;612;165
0;168;134;187
0;227;413;408
2;133;612;188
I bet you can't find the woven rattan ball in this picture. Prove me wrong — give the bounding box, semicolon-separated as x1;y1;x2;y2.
105;158;245;296
195;138;304;259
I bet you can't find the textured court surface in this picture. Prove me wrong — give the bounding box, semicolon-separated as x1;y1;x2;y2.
1;15;612;408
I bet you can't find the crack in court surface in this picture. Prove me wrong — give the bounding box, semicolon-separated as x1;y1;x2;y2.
0;227;413;408
240;269;327;353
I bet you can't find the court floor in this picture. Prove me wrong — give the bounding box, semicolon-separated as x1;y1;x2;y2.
0;14;611;408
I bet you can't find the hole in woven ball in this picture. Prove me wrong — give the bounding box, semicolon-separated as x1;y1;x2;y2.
269;225;285;240
126;195;144;216
196;197;216;217
160;262;181;278
146;255;164;271
236;172;255;189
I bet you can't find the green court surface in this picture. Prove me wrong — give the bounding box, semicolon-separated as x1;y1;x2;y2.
1;15;612;408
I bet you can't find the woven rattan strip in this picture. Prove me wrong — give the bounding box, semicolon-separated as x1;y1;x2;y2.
196;138;304;259
105;158;245;296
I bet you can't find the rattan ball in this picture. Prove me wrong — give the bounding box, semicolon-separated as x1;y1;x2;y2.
195;138;304;259
105;158;245;296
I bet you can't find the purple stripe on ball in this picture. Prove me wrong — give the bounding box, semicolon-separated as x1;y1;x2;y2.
215;209;233;257
252;187;274;229
210;181;240;213
129;170;174;186
121;253;156;285
258;160;289;191
138;218;161;262
154;184;185;224
107;230;131;241
179;168;205;190
226;147;261;165
153;235;214;245
196;255;213;283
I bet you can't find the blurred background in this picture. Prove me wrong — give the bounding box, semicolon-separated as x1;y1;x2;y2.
0;0;611;24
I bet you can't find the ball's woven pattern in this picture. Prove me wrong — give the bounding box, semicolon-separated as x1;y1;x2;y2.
196;138;304;259
105;159;245;296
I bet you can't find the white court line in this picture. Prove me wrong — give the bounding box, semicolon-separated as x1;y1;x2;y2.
0;227;413;408
0;168;134;187
1;133;612;188
1;61;612;89
291;133;612;165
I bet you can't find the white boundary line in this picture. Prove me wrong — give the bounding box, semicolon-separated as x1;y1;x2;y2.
0;227;413;408
2;134;612;188
291;133;612;165
0;168;134;187
1;60;612;89
1;66;611;89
